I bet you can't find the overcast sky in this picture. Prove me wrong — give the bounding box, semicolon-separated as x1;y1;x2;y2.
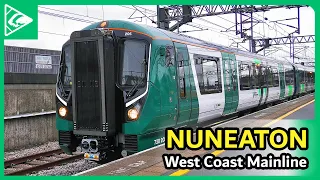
4;5;315;63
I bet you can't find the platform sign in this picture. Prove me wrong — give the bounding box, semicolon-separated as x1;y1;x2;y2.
35;55;52;69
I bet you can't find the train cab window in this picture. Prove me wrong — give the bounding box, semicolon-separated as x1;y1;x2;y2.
239;62;251;90
194;54;221;94
61;45;72;88
272;67;279;87
119;39;148;87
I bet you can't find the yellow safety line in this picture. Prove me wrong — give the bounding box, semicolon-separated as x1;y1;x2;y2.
262;99;314;127
169;99;315;176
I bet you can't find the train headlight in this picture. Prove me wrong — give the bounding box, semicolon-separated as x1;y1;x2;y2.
58;107;67;117
127;103;141;121
128;108;139;120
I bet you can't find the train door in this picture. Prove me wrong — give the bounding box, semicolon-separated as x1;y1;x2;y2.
295;68;301;95
264;66;272;104
174;42;192;126
278;64;285;99
256;63;263;106
221;52;239;115
260;65;268;105
160;45;179;129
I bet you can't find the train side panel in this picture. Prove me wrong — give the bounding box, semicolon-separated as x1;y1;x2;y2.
173;42;199;127
283;64;295;98
278;63;286;100
221;52;239;115
187;45;226;123
266;62;281;103
235;55;260;112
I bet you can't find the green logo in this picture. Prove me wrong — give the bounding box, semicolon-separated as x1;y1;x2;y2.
4;3;37;39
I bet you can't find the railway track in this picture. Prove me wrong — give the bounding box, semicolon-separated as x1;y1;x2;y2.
4;149;83;175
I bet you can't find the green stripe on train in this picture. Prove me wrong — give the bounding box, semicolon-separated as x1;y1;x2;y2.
288;85;293;96
300;84;305;92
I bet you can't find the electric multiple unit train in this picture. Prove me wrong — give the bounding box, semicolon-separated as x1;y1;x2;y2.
55;20;315;162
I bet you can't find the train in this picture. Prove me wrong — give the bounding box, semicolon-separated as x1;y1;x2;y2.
55;20;315;162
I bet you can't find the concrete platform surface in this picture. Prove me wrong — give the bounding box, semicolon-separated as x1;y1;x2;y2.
185;103;314;176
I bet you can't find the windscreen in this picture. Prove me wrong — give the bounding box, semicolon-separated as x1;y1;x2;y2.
62;45;72;88
118;39;148;87
57;44;72;100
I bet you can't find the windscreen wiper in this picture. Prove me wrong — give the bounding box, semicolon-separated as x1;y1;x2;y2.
126;78;144;98
125;58;147;98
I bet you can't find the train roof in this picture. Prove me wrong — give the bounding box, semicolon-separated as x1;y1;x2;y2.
294;63;315;72
82;20;314;69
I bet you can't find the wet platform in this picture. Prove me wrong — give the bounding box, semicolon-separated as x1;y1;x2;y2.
75;93;314;176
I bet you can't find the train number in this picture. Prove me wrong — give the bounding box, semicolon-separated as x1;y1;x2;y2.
154;137;165;145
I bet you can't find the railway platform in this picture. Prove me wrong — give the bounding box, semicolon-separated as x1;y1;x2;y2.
75;93;314;176
182;99;314;176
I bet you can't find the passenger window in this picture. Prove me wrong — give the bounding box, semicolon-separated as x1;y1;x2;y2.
239;62;251;90
308;72;314;84
307;72;310;84
312;72;315;83
273;67;279;87
261;66;268;87
267;66;273;87
251;64;259;89
285;69;294;85
300;71;305;83
194;54;221;94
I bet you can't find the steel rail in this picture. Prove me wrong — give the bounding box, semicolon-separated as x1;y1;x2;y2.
4;149;83;175
5;149;63;168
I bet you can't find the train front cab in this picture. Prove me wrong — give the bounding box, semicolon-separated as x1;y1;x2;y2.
55;25;159;161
